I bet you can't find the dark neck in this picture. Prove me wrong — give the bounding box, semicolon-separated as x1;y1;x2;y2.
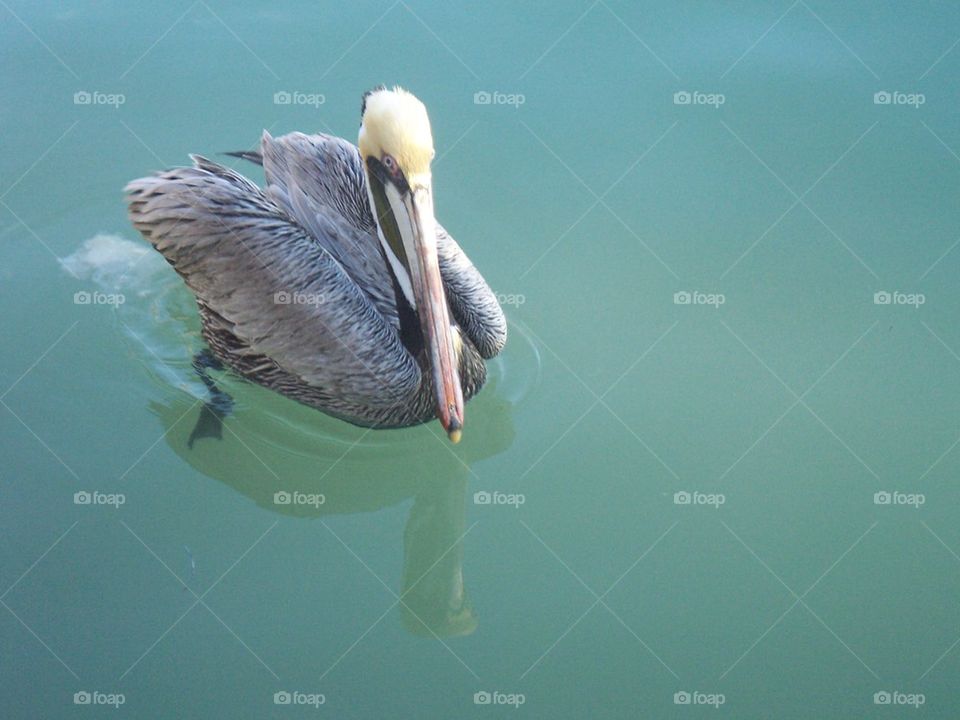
383;253;424;358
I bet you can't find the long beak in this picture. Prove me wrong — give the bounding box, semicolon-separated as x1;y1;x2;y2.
395;180;465;442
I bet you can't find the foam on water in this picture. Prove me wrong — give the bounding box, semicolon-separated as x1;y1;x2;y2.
60;233;208;400
59;233;158;286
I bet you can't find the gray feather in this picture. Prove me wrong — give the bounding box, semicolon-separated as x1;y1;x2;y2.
125;132;503;429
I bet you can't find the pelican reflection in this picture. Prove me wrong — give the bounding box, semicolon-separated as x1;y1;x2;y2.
147;378;514;638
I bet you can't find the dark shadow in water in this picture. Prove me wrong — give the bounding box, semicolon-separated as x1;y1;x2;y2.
147;378;515;638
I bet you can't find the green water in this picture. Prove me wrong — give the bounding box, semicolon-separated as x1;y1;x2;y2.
3;1;960;717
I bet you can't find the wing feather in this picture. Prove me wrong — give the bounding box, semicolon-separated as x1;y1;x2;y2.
257;131;506;358
125;156;419;409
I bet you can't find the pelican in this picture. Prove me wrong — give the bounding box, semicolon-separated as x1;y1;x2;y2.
126;86;506;443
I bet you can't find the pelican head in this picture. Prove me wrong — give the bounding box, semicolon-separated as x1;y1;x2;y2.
359;86;464;443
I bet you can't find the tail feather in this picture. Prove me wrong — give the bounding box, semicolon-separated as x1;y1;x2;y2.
222;149;263;165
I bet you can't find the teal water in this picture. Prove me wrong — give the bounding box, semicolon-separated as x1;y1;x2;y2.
3;1;960;717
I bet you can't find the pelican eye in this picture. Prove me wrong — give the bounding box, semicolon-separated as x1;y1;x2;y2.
382;153;400;178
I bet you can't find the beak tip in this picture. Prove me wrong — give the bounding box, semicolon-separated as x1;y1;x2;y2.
446;415;462;444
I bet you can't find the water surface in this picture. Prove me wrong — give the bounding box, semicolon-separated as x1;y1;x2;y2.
3;1;960;717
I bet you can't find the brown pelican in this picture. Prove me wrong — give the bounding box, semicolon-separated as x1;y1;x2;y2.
126;86;506;442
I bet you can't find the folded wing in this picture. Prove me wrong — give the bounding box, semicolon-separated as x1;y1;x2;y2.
255;131;507;359
125;156;419;409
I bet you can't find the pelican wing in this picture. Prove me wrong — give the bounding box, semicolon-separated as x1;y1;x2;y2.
254;131;507;359
258;131;398;327
436;227;507;359
125;156;419;409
